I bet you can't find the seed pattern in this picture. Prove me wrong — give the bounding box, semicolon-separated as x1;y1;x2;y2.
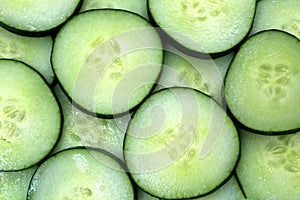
0;39;20;58
85;37;124;80
178;68;209;94
282;19;300;39
265;134;300;173
0;98;26;143
180;0;224;21
167;125;197;165
257;64;290;102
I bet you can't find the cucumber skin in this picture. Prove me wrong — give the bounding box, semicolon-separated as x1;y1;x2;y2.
0;166;37;200
27;147;136;200
52;9;163;118
0;0;84;37
146;0;257;59
224;30;300;134
0;59;63;172
79;0;149;19
124;87;240;199
236;129;300;199
51;84;130;161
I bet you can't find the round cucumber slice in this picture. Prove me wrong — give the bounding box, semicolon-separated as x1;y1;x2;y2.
225;30;300;133
251;0;300;39
0;59;61;171
124;87;239;199
27;148;135;200
52;9;163;117
0;0;82;35
237;129;300;199
148;0;256;55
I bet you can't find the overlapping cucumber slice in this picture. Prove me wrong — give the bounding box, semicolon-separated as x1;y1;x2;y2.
148;0;256;55
237;129;300;199
27;148;135;199
0;59;61;171
0;0;82;35
225;30;300;133
52;9;163;117
124;87;239;199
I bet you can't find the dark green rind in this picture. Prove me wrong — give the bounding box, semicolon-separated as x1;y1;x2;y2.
26;147;136;200
224;30;300;134
124;87;240;199
236;129;300;199
0;59;63;172
147;0;257;59
0;165;38;200
0;0;83;37
51;9;163;119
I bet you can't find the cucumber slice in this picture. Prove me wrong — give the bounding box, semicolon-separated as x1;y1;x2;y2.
0;26;54;84
158;45;234;105
225;30;300;133
52;85;130;161
124;87;239;199
237;129;300;199
0;59;61;171
0;166;37;200
52;9;163;117
80;0;148;19
148;0;256;55
196;176;245;200
251;0;300;39
155;51;209;95
27;148;135;200
156;49;234;105
137;176;245;200
0;0;82;36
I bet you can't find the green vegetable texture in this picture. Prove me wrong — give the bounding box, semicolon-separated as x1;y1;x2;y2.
0;0;299;199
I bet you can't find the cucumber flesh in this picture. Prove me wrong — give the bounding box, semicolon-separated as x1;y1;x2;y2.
0;26;54;84
159;45;232;105
0;0;82;35
137;176;245;200
251;0;300;39
225;30;300;133
27;148;135;200
80;0;148;19
148;0;256;54
0;166;37;200
51;85;130;161
155;49;234;106
124;87;239;199
52;9;163;117
237;129;300;199
0;59;61;171
197;176;245;200
155;51;209;95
